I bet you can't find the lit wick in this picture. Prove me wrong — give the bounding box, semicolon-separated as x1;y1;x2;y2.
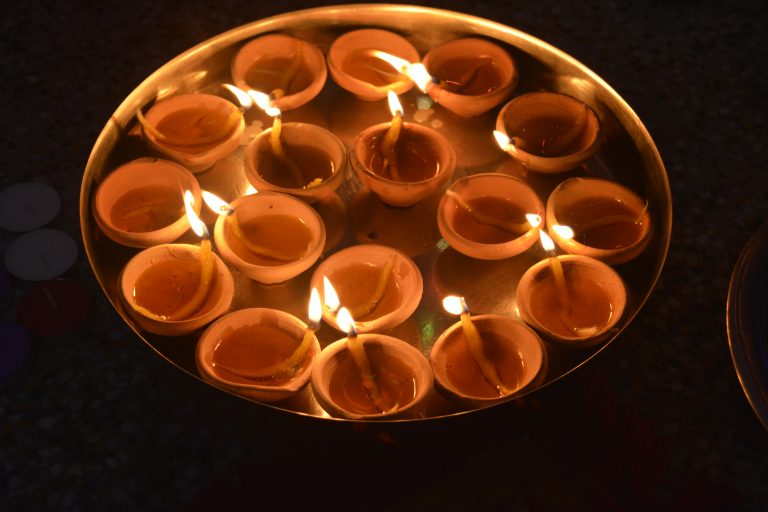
379;90;404;181
442;295;511;396
337;307;396;414
539;228;572;314
202;190;299;262
253;90;313;189
493;129;531;155
131;191;214;321
213;288;322;379
446;189;541;235
369;51;437;93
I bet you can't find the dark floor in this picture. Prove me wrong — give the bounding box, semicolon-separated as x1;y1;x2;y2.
2;0;767;510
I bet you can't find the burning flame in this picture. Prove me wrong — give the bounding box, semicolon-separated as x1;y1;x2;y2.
248;90;281;118
369;51;435;92
525;214;543;228
184;191;207;238
308;287;322;326
442;295;468;316
201;190;232;216
323;276;340;313
552;224;575;240
387;90;404;118
493;130;516;152
222;84;253;109
336;307;357;336
244;185;258;196
539;230;556;253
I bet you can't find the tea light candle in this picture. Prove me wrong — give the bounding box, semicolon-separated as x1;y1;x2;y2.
0;182;61;233
442;295;511;396
336;307;395;414
4;229;78;282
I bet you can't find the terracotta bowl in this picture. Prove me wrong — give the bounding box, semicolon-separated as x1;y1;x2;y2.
430;314;546;407
423;38;518;117
495;91;601;173
94;158;200;248
243;122;347;204
437;173;544;260
311;333;433;420
196;307;320;402
351;122;456;207
213;192;326;284
515;254;626;347
141;93;244;173
309;244;422;334
546;177;652;264
327;28;420;101
120;243;234;336
231;34;327;111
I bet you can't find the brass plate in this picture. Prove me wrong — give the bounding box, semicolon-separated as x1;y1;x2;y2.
727;220;768;431
80;4;671;421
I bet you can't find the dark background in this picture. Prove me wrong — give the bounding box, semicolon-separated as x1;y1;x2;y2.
2;0;767;510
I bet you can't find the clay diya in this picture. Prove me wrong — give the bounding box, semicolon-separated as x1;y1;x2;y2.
431;297;545;406
119;192;233;336
207;191;326;284
244;121;347;203
516;248;627;347
494;91;601;173
310;244;422;334
351;91;456;207
94;158;201;248
546;177;652;264
139;93;244;173
311;307;433;419
196;292;322;403
422;38;518;117
327;28;420;101
230;33;326;112
437;173;544;260
120;242;234;336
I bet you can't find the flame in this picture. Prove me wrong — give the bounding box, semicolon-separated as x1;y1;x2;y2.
369;51;434;92
387;90;404;118
370;50;411;74
222;84;253;109
323;276;340;313
540;230;556;252
336;307;356;336
308;287;322;326
248;90;281;117
525;214;543;228
552;224;575;240
407;63;434;92
201;190;232;215
183;191;206;238
493;130;514;152
244;185;258;196
442;295;468;316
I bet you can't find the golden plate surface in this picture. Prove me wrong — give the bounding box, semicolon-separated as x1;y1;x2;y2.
80;4;671;421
